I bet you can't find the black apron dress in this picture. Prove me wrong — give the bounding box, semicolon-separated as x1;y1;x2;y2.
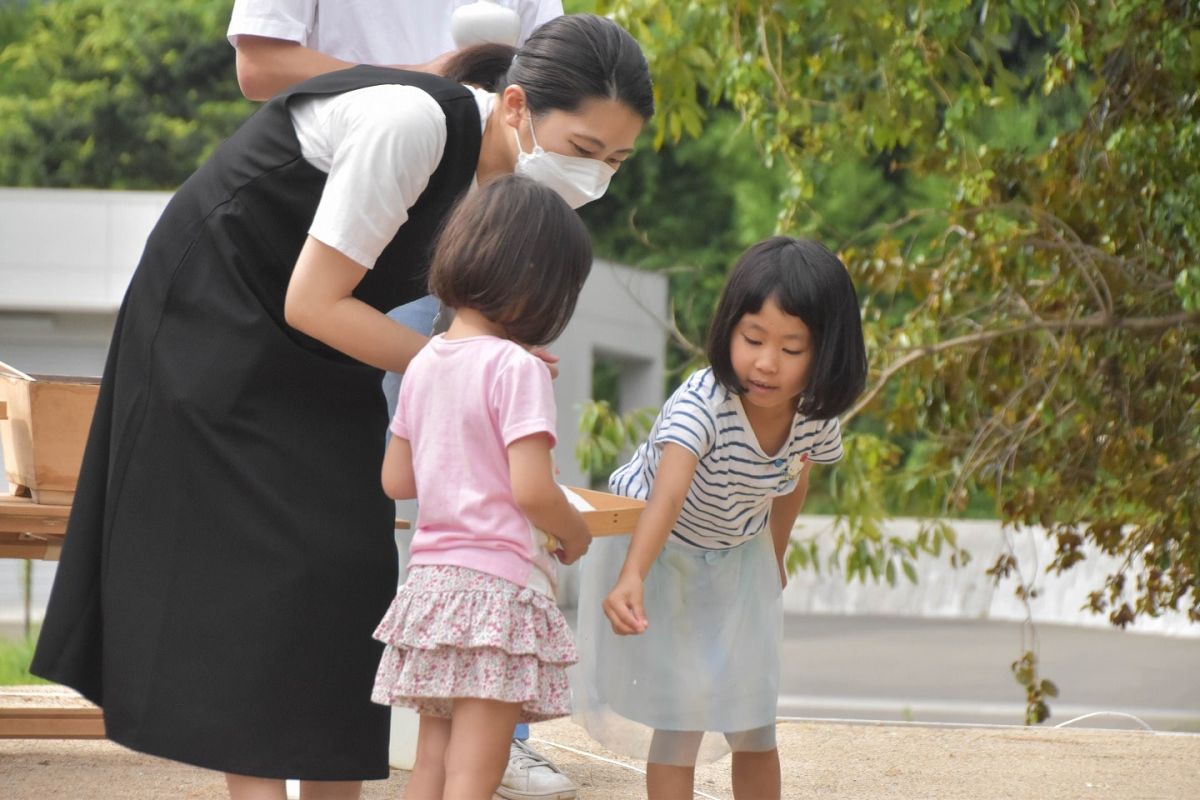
30;66;482;780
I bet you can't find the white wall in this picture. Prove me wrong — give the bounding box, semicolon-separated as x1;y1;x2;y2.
0;188;169;313
552;259;669;489
781;515;1199;638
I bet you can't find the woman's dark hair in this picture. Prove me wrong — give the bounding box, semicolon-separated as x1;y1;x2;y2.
428;175;592;347
443;14;654;119
706;237;868;420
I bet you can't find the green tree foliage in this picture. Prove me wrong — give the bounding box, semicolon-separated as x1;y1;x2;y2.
0;2;34;49
0;0;251;188
590;0;1199;717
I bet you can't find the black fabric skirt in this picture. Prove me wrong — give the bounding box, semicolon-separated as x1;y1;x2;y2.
31;196;399;780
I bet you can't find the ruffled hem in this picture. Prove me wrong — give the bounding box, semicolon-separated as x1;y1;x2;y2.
373;566;577;665
371;565;576;721
371;644;572;722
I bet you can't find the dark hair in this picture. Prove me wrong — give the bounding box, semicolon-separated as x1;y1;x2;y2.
706;237;868;420
443;14;654;119
443;42;516;91
428;175;592;346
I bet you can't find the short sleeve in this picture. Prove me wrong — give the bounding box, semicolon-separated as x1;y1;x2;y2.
227;0;315;47
653;388;717;460
807;417;844;464
491;354;557;448
306;85;448;268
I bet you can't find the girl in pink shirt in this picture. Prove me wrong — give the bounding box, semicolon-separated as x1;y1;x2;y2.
371;175;593;799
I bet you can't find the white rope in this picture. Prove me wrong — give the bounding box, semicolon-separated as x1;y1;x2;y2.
528;737;646;774
1054;711;1154;731
778;713;1162;733
527;737;725;800
775;714;1033;730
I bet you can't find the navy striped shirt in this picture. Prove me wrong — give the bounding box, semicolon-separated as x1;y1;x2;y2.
609;368;843;550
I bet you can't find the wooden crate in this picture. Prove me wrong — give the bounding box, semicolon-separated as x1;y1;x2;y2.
0;364;100;506
565;486;646;536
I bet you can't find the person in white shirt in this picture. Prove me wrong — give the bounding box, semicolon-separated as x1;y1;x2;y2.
228;0;563;100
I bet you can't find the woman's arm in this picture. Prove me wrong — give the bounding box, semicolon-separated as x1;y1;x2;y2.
769;461;813;589
381;435;417;500
284;236;429;373
603;443;699;635
508;434;592;564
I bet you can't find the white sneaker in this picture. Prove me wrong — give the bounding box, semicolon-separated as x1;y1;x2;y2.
495;738;578;800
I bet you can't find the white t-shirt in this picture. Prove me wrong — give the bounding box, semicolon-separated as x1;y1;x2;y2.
227;0;563;65
610;367;844;550
287;85;492;269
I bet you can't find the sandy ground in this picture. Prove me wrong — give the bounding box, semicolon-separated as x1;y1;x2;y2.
2;687;1198;799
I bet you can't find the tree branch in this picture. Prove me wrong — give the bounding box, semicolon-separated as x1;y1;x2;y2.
755;9;791;105
843;311;1200;424
604;263;706;361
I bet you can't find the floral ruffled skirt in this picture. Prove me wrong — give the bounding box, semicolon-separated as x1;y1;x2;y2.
371;565;577;722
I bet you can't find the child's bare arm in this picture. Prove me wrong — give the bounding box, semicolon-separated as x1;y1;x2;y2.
769;461;812;588
508;434;591;564
604;443;699;635
381;434;417;500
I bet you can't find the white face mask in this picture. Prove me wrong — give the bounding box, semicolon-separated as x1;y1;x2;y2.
512;114;616;209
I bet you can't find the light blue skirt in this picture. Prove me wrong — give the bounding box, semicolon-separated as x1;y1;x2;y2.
571;531;782;765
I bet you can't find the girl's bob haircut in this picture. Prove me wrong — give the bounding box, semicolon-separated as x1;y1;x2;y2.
706;236;867;420
428;175;592;347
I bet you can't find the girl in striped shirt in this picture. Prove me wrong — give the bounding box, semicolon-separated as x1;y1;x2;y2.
574;236;868;800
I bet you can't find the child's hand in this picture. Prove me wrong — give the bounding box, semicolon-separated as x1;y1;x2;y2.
555;531;591;565
553;511;592;565
603;573;648;635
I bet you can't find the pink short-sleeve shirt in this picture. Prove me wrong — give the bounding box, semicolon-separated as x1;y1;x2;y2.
391;334;556;587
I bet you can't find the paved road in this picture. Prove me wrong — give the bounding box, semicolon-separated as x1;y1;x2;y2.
776;613;1200;732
